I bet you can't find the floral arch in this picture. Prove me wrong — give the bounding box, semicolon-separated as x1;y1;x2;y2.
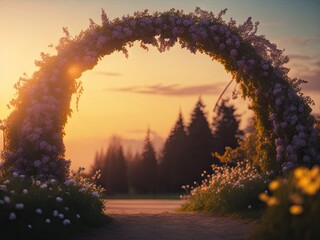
2;8;319;180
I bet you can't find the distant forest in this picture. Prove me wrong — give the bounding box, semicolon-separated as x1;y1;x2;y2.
90;98;245;194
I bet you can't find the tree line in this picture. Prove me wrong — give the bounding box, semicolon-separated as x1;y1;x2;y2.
90;98;244;194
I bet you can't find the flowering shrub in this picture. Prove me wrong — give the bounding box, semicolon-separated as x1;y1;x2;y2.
251;165;320;240
0;168;106;240
181;160;267;215
1;8;318;180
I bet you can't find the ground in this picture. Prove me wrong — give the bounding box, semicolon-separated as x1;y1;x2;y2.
74;199;257;240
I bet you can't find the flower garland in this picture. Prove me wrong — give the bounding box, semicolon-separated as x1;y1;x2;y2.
1;8;319;180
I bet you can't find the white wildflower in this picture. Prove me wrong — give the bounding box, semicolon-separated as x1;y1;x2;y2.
9;212;16;220
15;203;24;210
63;219;71;225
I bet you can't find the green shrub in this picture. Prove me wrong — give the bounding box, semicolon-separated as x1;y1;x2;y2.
251;165;320;240
181;160;267;215
0;168;108;240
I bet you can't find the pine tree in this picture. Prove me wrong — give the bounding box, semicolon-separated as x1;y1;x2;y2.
93;137;128;194
135;129;158;193
212;99;244;157
159;111;188;192
185;98;213;184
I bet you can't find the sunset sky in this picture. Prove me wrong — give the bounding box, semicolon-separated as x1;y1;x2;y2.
0;0;319;170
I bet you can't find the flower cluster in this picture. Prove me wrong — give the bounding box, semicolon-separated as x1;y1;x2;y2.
254;165;320;240
1;8;319;179
182;160;267;213
0;168;105;239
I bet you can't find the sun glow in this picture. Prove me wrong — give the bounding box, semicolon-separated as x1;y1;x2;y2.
68;65;82;78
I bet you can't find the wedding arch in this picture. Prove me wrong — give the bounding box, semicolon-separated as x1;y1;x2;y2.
2;8;319;180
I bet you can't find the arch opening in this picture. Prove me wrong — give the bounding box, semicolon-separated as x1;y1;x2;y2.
2;8;319;180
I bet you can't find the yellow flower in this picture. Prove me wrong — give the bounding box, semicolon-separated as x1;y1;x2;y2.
294;167;307;179
269;180;280;191
303;184;318;196
310;165;320;178
259;192;269;202
267;197;280;206
289;205;303;215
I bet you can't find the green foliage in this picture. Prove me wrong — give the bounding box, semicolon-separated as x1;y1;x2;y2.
212;99;244;156
181;160;267;215
90;136;128;194
184;98;214;184
130;129;158;194
251;166;320;240
0;169;107;240
159;112;188;193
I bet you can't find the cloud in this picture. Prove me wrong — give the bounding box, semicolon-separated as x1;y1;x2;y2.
107;83;225;96
95;71;121;77
314;61;320;68
289;54;313;61
277;37;320;47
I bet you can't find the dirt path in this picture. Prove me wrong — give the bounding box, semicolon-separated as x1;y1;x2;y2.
75;200;257;240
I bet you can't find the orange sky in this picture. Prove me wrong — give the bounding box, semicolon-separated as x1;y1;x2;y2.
0;0;319;170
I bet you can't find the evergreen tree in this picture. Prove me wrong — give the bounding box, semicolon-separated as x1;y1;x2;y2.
185;98;213;184
159;111;188;192
137;129;158;193
91;137;128;194
212;99;244;157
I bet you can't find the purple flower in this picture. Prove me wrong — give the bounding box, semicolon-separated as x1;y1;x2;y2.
275;138;282;146
303;155;310;163
34;160;41;168
230;49;237;57
219;43;225;50
286;145;294;154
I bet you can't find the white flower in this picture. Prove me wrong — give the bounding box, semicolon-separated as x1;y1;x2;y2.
40;183;48;189
92;191;99;198
0;185;6;190
76;214;80;219
35;208;42;214
15;203;24;210
4;196;10;204
56;197;63;202
9;212;16;220
4;180;10;184
23;189;28;194
64;207;69;211
45;218;51;224
50;179;57;184
63;219;71;225
10;190;15;194
12;172;19;178
248;205;252;209
27;224;32;229
58;213;64;219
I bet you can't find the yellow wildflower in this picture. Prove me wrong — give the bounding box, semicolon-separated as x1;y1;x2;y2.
303;184;318;196
267;197;280;206
259;192;269;202
269;180;280;191
289;205;303;215
294;167;307;179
